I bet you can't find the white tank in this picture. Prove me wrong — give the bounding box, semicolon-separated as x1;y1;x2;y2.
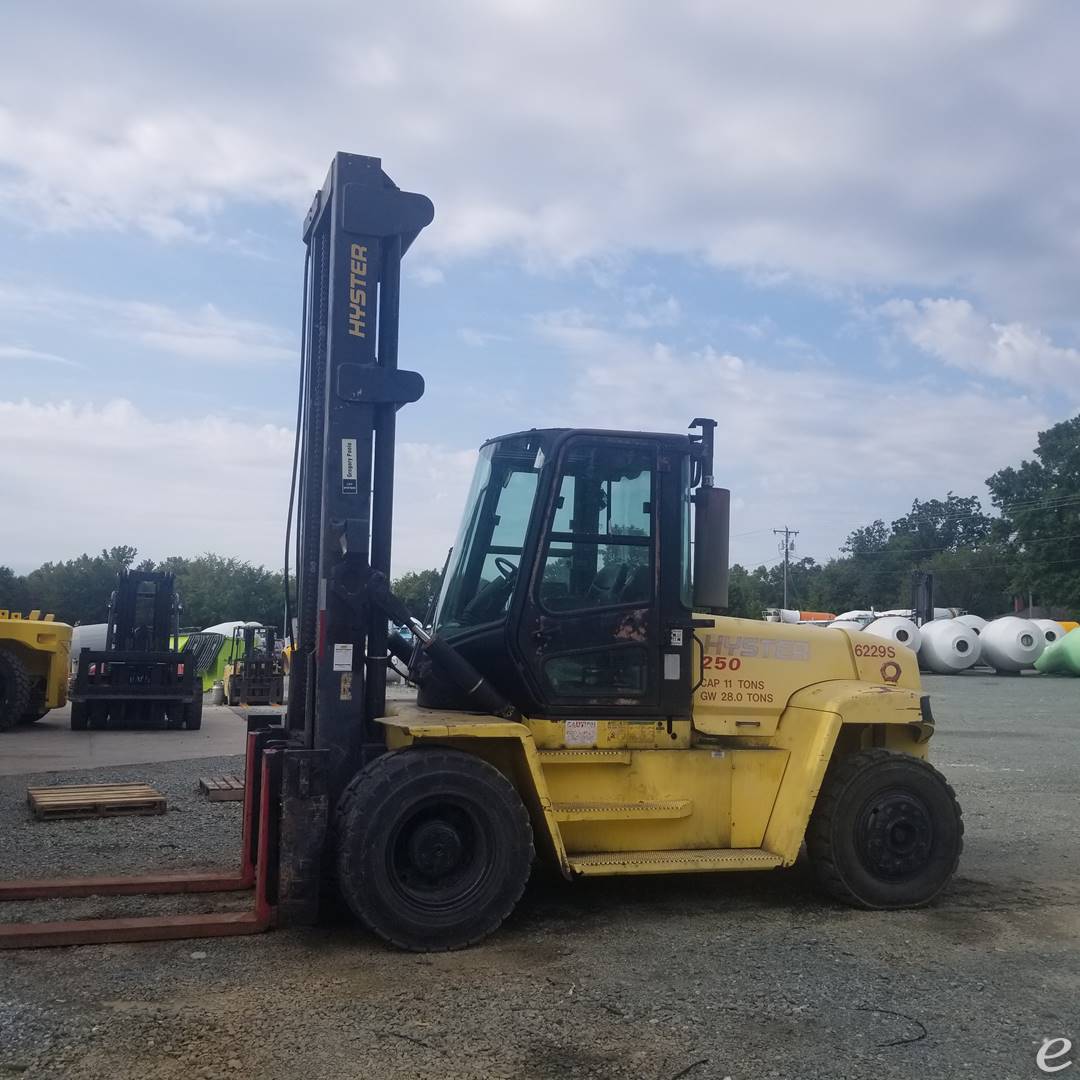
980;616;1045;672
833;610;876;627
1034;618;1065;646
762;608;800;624
70;622;109;669
955;613;987;635
201;620;263;636
829;620;869;633
864;616;922;653
919;619;981;674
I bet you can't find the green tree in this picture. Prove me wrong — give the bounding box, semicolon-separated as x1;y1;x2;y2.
154;554;286;629
842;519;889;555
889;494;993;555
922;545;1013;617
726;564;767;618
391;569;444;620
22;546;139;624
987;413;1080;611
0;566;30;614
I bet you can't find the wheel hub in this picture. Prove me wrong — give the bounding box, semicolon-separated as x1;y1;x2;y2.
857;789;934;880
388;796;491;912
408;820;465;877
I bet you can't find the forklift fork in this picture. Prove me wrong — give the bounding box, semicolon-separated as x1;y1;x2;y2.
0;720;328;949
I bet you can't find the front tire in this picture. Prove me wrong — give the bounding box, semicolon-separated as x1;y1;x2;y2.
0;648;32;732
335;748;534;951
807;749;962;909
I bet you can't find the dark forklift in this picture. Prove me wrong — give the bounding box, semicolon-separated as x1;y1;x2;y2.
69;570;201;731
223;624;285;707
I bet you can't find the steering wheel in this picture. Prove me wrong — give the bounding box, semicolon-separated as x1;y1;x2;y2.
494;557;518;581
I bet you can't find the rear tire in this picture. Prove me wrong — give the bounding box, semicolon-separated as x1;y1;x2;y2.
89;702;109;730
185;691;203;730
70;701;89;731
335;748;534;951
807;749;963;909
165;700;185;730
0;647;32;732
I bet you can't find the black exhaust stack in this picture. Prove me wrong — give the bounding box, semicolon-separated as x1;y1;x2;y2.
690;418;730;613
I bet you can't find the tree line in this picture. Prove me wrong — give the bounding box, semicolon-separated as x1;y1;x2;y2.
729;413;1080;619
1;415;1076;626
0;551;445;632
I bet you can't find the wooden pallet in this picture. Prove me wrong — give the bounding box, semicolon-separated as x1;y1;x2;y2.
27;783;166;821
199;775;245;802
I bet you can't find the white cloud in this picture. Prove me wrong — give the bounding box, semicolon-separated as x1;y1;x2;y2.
527;311;1051;564
409;265;445;286
124;301;296;365
1;2;1078;318
0;284;295;366
622;286;681;330
458;327;510;348
0;344;77;367
0;397;475;577
879;297;1080;396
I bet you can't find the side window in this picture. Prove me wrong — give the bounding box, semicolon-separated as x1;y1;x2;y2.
539;441;655;612
544;646;648;697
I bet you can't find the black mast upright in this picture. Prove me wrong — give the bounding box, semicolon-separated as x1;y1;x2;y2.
288;154;433;799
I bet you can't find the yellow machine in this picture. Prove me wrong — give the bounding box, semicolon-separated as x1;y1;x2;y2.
382;618;938;874
0;609;72;731
323;420;963;950
222;624;285;707
280;156;963;953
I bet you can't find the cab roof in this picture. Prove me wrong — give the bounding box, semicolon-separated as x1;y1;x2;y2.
480;427;698;453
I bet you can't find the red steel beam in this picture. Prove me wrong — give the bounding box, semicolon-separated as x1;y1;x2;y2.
0;739;280;950
0;870;248;902
0;910;268;949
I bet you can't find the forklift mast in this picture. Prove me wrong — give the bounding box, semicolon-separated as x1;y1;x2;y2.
104;570;181;653
287;154;434;798
228;624;276;666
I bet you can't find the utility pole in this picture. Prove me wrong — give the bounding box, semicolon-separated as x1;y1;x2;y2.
774;526;799;610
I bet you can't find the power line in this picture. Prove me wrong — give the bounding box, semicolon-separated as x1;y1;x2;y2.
793;489;1080;525
844;530;1080;560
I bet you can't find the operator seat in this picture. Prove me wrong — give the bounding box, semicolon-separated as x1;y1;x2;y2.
619;563;651;603
586;562;628;605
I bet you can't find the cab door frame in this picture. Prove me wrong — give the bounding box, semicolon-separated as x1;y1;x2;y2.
508;431;694;721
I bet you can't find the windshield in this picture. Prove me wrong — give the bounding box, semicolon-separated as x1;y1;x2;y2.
434;434;545;634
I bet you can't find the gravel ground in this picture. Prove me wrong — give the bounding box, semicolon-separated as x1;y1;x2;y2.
1;672;1078;1079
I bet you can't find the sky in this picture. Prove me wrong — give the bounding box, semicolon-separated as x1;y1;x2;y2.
1;0;1079;578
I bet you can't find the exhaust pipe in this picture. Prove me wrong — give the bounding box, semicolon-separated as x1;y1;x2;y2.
689;418;729;613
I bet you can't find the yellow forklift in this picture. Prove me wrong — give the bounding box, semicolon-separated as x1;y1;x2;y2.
0;609;71;730
0;152;962;952
279;154;962;951
222;624;285;707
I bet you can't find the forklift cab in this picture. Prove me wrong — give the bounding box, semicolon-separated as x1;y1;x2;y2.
418;423;728;721
227;624;276;668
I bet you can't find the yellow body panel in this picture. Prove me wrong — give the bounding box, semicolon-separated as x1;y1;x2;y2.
379;617;934;879
0;610;72;712
692;616;920;736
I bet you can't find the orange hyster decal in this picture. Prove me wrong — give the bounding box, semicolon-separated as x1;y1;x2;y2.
699;634;811;661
